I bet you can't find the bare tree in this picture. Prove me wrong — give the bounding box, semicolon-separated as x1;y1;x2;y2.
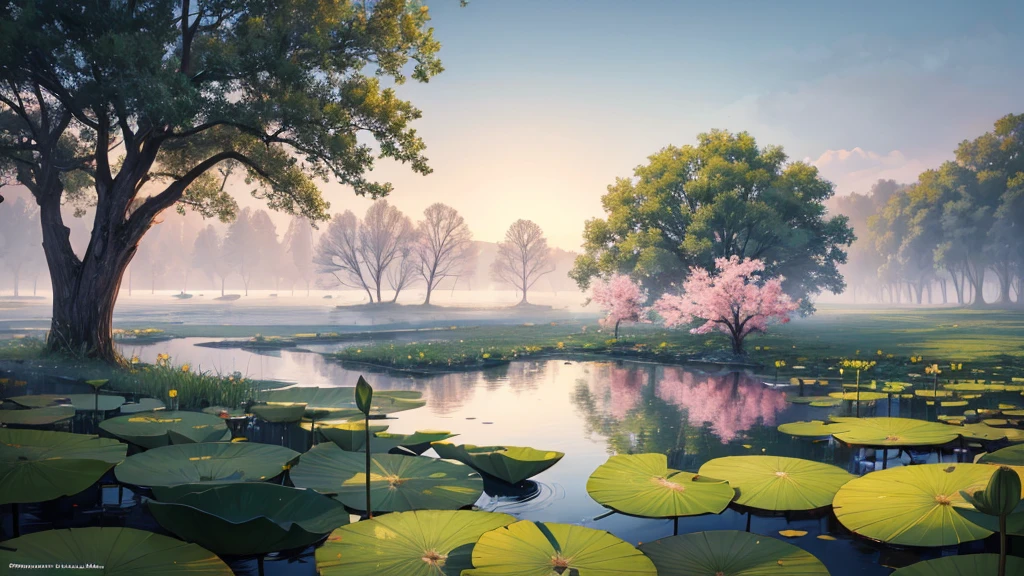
284;216;316;296
358;200;415;303
415;203;472;305
491;219;554;305
387;245;420;303
314;211;374;301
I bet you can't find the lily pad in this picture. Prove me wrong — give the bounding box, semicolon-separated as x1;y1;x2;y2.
0;527;231;574
261;387;425;416
698;455;854;511
978;444;1024;466
6;394;71;408
954;500;1024;537
148;483;350;555
115;442;300;487
315;510;515;576
827;391;887;401
120;398;167;414
202;406;246;418
831;417;960;447
0;405;75;426
311;421;390;450
832;463;997;546
640;530;830;576
100;411;231;449
431;443;564;484
890;554;1024;576
777;420;851;438
1;429;127;505
290;443;483;512
586;453;733;518
64;393;126;412
250;402;308;423
464;520;657;575
956;423;1024;442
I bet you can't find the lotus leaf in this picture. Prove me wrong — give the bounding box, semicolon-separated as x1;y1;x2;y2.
147;483;350;555
261;387;425;415
777;420;851;438
827;391;887;401
586;453;733;518
698;455;854;511
120;398;167;414
1;429;127;504
371;431;457;455
290;443;483;512
250;402;308;423
956;423;1024;442
100;410;231;449
831;417;960;447
832;463;998;546
315;510;515;576
640;530;829;576
64;393;126;411
464;520;657;575
0;527;232;574
431;442;563;484
979;444;1024;466
787;396;836;405
0;405;75;426
115;442;300;487
311;421;389;450
890;554;1024;576
954;500;1024;536
6;394;70;407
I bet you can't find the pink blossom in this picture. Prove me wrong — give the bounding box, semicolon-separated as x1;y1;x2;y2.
590;274;649;339
653;256;799;353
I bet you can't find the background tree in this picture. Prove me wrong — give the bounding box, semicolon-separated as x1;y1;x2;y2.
0;197;43;296
387;245;419;303
358;200;415;303
654;256;799;354
314;211;374;301
590;274;648;339
491;219;554;305
0;0;443;361
249;209;284;291
571;130;854;313
415;203;472;305
223;208;259;296
284;216;316;296
831;180;905;303
192;225;231;296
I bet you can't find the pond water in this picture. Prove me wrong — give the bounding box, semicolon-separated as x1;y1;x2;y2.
7;339;1015;575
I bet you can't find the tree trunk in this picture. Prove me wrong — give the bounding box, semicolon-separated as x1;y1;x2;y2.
423;284;433;305
938;278;947;304
614;319;621;340
12;265;20;297
913;282;924;304
969;267;987;308
220;277;225;297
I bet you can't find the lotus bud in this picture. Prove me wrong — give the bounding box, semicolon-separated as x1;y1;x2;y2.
962;466;1022;516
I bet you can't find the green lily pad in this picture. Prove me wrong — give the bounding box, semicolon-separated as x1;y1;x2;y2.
832;463;996;546
0;405;75;426
431;443;564;484
777;420;852;438
0;527;232;574
115;442;300;487
831;417;960;447
978;444;1024;466
6;394;71;408
250;402;308;423
65;393;126;412
148;483;350;555
0;429;127;505
99;411;231;449
787;396;837;405
261;387;425;415
586;453;733;518
290;443;483;512
953;423;1024;442
954;500;1024;537
370;431;458;455
698;456;854;511
315;510;515;576
120;398;167;414
464;520;657;575
202;406;246;418
890;554;1024;576
640;530;830;576
311;421;390;450
827;391;887;401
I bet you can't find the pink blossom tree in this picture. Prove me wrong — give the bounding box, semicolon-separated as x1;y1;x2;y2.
590;274;649;339
653;256;799;354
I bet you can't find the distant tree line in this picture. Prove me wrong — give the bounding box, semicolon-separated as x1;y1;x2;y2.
836;114;1023;307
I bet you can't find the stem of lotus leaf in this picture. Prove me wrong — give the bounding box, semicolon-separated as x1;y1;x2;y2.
12;503;19;538
999;514;1007;576
745;511;751;532
256;555;265;576
673;516;678;536
882;449;888;470
365;413;373;519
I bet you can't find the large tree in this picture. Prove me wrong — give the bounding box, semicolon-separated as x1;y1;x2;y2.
313;210;374;301
358;200;415;303
0;0;443;361
571;130;854;313
491;219;553;305
415;202;472;305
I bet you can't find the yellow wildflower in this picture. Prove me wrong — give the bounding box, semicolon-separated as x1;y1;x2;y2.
168;389;178;398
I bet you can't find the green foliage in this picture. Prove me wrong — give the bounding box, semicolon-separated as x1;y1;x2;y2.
961;466;1023;517
572;130;854;311
356;375;373;415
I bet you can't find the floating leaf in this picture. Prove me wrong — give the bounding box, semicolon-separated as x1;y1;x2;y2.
100;411;231;449
0;405;75;426
0;527;231;574
0;429;126;505
119;398;167;414
115;442;300;487
586;453;733;518
250;402;307;423
978;444;1024;466
698;456;854;511
640;530;828;576
465;520;656;575
778;530;807;538
431;443;564;484
817;534;836;541
5;394;71;408
890;554;1024;576
261;387;425;416
291;443;483;512
830;417;960;447
777;420;850;438
64;393;126;412
315;510;515;576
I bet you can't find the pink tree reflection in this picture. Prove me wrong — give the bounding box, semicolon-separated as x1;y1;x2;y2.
585;364;648;420
656;368;786;443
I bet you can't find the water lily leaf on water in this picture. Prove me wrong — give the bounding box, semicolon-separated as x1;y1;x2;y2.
832;463;998;546
100;411;231;449
372;431;457;455
148;483;350;556
1;429;127;505
431;442;564;484
786;396;837;405
954;499;1024;536
827;391;887;401
261;387;425;415
120;398;167;414
586;453;733;518
250;402;308;423
777;420;851;438
465;520;657;575
115;442;300;488
6;394;71;408
778;530;808;538
315;510;515;576
64;393;126;412
955;423;1024;442
290;443;483;512
831;417;960;447
202;406;246;418
640;530;829;576
978;444;1024;466
0;527;231;574
890;554;1024;576
0;405;75;426
311;421;389;450
698;456;854;511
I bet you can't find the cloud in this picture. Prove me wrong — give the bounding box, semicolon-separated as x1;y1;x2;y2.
807;147;942;195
